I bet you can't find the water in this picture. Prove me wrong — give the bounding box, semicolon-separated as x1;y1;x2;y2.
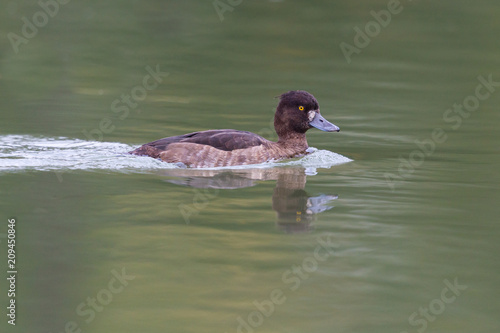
1;1;500;332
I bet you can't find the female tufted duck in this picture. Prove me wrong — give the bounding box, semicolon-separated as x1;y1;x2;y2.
129;90;340;168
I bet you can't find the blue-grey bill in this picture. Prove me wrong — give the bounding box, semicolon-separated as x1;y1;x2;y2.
309;113;340;132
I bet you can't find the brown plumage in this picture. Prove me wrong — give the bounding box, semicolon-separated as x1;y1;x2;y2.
129;90;340;168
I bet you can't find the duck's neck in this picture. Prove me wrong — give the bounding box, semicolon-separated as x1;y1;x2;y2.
276;132;309;151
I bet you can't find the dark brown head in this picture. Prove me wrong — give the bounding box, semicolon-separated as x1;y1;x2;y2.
274;90;339;139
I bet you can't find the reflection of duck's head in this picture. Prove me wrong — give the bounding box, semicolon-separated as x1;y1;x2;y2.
272;170;337;233
274;91;340;140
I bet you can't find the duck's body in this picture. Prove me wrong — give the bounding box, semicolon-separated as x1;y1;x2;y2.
130;129;309;168
129;91;339;168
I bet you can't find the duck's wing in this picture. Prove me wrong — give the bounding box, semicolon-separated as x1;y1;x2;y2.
130;130;270;157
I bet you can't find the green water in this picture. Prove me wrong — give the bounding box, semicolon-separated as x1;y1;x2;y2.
1;1;499;332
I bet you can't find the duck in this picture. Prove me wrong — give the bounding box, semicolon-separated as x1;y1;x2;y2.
129;90;340;168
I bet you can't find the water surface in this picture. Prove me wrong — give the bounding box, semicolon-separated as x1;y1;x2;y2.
1;1;499;333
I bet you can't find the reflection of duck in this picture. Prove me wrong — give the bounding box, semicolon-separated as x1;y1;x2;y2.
130;91;339;168
160;167;338;233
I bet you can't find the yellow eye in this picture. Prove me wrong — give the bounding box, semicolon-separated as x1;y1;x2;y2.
299;106;305;111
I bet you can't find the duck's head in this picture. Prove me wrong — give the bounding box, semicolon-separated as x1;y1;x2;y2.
274;90;339;139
